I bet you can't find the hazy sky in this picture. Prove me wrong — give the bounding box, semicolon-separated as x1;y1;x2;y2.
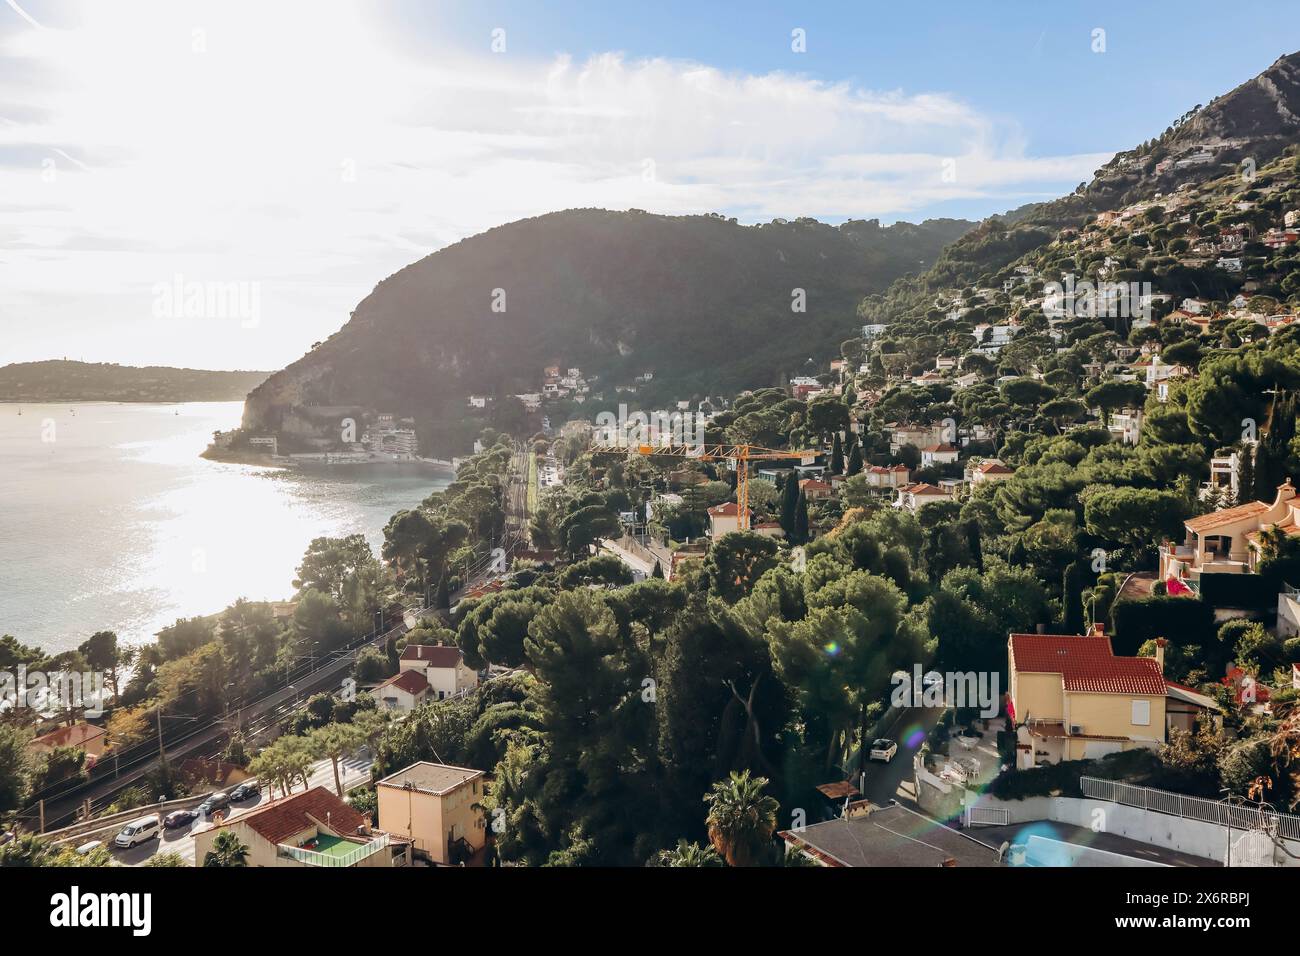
2;0;1297;371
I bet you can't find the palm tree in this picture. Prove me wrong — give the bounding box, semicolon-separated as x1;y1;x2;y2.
203;830;250;867
703;770;780;867
651;840;723;867
312;722;364;796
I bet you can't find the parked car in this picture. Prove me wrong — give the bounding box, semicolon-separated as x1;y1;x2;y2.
229;782;259;802
75;840;105;856
114;815;160;848
197;792;230;816
869;738;898;763
164;809;197;829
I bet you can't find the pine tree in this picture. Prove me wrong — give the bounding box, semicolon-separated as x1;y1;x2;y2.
846;445;864;477
830;433;844;475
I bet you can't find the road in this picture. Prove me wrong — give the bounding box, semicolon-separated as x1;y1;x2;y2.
857;706;944;808
35;617;415;832
110;750;376;867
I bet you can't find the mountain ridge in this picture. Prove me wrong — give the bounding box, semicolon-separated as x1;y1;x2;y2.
0;360;270;404
241;210;973;454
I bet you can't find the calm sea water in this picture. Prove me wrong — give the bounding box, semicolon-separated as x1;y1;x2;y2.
0;402;451;653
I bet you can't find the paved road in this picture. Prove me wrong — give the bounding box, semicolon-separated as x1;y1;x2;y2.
858;706;943;808
111;751;375;867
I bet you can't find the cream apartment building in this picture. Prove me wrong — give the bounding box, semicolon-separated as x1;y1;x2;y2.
377;762;487;865
1160;479;1297;583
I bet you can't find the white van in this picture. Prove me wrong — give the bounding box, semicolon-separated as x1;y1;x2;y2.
114;815;160;848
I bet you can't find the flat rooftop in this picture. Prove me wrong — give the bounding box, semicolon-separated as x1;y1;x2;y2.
376;761;484;796
971;820;1221;867
782;804;1003;867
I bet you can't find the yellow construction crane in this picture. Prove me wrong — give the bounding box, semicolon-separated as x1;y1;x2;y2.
590;442;819;531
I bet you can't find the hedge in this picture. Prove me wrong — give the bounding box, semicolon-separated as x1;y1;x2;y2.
1196;572;1278;611
1110;595;1215;656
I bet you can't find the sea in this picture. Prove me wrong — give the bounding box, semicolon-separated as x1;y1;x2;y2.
0;402;451;653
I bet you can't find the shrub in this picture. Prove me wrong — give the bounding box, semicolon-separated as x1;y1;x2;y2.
1217;736;1273;794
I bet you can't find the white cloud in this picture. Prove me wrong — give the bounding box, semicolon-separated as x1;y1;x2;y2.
0;0;1108;369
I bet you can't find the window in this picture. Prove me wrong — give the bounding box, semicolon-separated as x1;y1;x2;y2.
1131;699;1150;726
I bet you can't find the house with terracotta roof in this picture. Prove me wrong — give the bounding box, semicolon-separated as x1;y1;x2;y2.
192;786;407;867
893;482;952;513
707;500;743;538
399;644;478;700
27;722;109;765
1159;480;1298;584
919;443;959;467
966;459;1013;485
863;463;912;489
1008;625;1170;767
374;668;433;713
798;477;834;501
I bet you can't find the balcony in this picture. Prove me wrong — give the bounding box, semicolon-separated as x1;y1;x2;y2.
278;833;390;867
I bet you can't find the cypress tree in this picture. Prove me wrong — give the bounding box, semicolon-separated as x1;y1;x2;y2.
964;518;984;572
831;433;844;475
435;574;450;610
652;559;664;579
1062;560;1085;634
780;473;800;534
1235;442;1255;506
846;445;864;477
794;491;810;544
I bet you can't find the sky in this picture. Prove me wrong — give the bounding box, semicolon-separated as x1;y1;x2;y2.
1;0;1298;371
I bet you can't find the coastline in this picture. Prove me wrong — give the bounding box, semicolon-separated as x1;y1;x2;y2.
201;446;457;472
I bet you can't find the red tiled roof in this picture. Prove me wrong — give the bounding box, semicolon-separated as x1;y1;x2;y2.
1185;500;1269;533
978;462;1012;474
217;786;368;846
399;644;463;668
1010;633;1166;695
708;501;739;516
902;483;949;496
378;669;431;696
30;722;107;749
920;444;957;453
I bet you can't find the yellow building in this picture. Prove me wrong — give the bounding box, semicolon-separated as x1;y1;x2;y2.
1008;625;1169;767
376;762;487;865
